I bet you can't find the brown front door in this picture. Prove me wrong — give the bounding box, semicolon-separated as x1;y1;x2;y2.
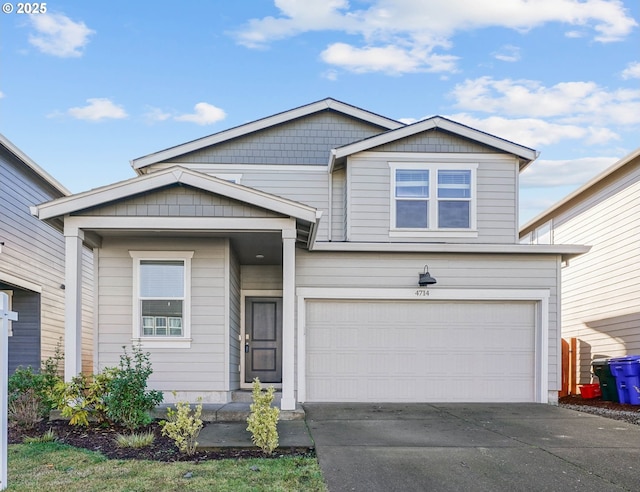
245;297;282;383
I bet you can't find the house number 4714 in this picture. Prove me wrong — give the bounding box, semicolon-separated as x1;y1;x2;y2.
414;289;430;297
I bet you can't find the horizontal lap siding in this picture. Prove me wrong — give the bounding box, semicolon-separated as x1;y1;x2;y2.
1;148;93;371
296;250;561;390
347;153;517;243
96;236;227;393
228;244;241;389
553;166;640;383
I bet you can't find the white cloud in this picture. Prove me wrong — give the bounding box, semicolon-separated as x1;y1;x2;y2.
28;13;95;57
450;77;640;125
233;0;637;74
175;102;227;125
67;98;127;121
0;91;4;99
143;106;172;123
446;113;618;148
520;157;619;188
621;61;640;80
493;45;520;62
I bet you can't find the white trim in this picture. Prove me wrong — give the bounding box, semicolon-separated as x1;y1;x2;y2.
239;290;283;390
0;291;13;336
129;250;194;349
296;287;550;403
389;162;478;234
224;240;231;392
159;163;328;173
352;152;517;163
36;166;319;224
132;98;403;170
281;230;297;410
0;272;42;294
330;118;538;172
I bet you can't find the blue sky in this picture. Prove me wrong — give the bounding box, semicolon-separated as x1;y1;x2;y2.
1;0;638;224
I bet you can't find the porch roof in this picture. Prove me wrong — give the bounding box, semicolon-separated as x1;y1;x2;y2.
32;166;322;248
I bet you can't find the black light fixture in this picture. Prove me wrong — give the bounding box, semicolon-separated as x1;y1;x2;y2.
418;265;437;286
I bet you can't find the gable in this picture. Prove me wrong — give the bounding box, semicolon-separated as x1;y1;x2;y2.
368;128;501;154
163;110;392;166
77;184;287;219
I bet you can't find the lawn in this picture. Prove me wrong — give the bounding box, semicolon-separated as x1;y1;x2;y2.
6;442;327;491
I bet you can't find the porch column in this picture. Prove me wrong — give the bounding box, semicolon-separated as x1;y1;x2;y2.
64;228;84;381
281;228;296;410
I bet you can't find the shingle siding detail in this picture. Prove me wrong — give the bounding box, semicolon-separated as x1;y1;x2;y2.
166;111;389;166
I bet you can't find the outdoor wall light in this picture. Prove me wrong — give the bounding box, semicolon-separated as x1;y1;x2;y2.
418;265;437;286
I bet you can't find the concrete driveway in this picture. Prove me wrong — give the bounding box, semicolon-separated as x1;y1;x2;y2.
303;403;640;491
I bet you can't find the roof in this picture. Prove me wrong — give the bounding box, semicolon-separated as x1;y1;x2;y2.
0;133;71;196
131;98;404;171
520;147;640;236
33;166;320;225
329;116;539;173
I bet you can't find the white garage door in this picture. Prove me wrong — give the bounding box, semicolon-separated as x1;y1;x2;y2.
305;300;536;402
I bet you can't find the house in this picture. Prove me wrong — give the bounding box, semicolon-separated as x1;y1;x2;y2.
32;98;587;408
520;148;640;385
0;134;93;374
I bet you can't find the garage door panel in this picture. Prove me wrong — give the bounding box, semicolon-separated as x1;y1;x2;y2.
305;300;536;403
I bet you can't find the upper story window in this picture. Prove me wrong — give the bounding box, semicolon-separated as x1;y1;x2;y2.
130;251;193;348
390;162;477;237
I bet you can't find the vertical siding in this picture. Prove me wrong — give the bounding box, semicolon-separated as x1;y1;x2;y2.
96;236;228;396
552;166;640;383
0;146;93;373
296;250;561;392
228;242;241;389
347;153;518;243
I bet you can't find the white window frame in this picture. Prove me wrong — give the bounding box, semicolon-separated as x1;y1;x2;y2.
389;162;478;238
129;251;194;348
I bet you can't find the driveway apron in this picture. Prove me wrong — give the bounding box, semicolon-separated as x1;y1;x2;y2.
303;403;640;492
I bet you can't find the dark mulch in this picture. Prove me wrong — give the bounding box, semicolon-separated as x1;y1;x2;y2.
559;394;640;413
8;420;314;462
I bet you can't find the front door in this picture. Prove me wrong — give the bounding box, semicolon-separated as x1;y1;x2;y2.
244;297;282;383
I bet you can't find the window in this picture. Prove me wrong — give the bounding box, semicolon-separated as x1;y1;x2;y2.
130;251;193;347
390;163;477;235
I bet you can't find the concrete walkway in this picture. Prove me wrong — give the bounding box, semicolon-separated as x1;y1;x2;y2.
304;403;640;492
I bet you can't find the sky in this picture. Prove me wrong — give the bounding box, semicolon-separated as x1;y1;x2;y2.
1;0;638;225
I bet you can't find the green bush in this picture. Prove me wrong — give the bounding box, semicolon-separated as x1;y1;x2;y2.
103;345;163;430
246;378;279;455
52;369;116;427
160;395;203;455
8;366;60;420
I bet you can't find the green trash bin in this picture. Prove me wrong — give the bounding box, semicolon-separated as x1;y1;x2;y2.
592;358;619;402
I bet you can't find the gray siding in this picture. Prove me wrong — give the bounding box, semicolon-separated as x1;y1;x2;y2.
3;287;40;373
81;184;285;219
296;250;561;391
550;162;640;384
347;151;518;243
166;111;389;166
96;236;228;396
0;146;93;372
240;265;282;291
228;242;241;389
369;129;496;154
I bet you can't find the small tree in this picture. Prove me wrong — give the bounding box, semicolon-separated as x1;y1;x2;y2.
246;378;279;455
104;345;163;430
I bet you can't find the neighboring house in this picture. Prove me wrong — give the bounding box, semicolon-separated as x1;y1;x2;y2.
520;148;640;384
32;98;587;408
0;134;93;374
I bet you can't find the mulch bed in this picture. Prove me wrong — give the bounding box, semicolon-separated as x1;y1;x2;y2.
8;420;314;462
558;394;640;412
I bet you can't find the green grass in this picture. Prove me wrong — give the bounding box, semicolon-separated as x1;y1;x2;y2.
6;443;327;491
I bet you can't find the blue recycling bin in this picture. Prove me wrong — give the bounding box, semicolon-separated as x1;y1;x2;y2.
608;356;640;405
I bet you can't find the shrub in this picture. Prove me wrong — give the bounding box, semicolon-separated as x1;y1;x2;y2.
52;369;116;427
160;396;203;455
114;431;155;448
8;366;59;420
103;345;163;430
246;378;279;455
8;388;41;429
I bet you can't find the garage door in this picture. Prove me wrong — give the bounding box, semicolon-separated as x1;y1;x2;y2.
305;300;536;402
